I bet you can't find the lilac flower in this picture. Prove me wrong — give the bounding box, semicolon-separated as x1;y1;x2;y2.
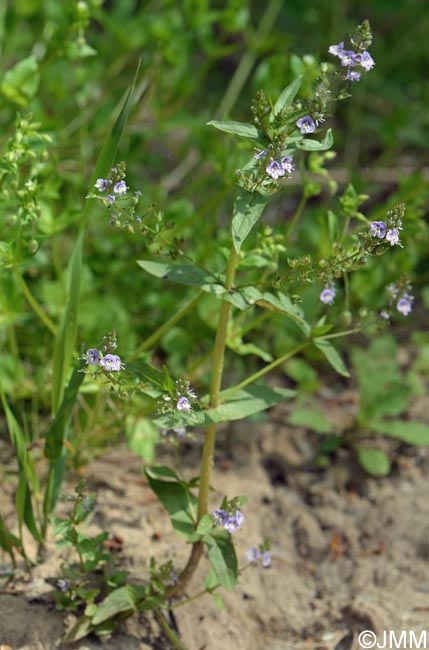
246;547;261;563
224;510;245;534
339;50;357;67
254;149;268;160
281;156;295;174
386;228;401;246
212;509;228;526
296;115;316;134
85;348;101;366
370;221;387;238
397;294;414;316
266;160;285;180
169;570;179;586
360;51;375;70
106;194;115;204
320;286;336;305
94;178;108;192
177;396;192;413
346;69;361;82
99;354;123;372
328;42;344;57
380;310;390;320
57;578;71;593
262;551;271;568
113;180;128;195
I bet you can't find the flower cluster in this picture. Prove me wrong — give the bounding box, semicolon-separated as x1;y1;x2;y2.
329;20;375;83
320;284;336;306
386;279;415;316
93;162;129;205
83;331;124;373
246;546;271;568
369;204;405;248
85;349;124;372
157;377;198;439
212;508;245;534
266;156;294;180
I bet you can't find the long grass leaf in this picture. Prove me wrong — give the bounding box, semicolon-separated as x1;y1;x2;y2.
51;61;141;413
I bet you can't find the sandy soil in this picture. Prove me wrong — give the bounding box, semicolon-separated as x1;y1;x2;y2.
1;395;429;650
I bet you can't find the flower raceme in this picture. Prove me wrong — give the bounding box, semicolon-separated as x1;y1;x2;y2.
212;508;245;534
266;156;295;180
85;349;124;372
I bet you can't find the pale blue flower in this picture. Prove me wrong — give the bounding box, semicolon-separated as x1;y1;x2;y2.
100;354;123;372
113;180;128;195
94;178;108;192
296;115;316;134
320;286;336;305
177;396;191;412
370;221;386;238
266;160;285;180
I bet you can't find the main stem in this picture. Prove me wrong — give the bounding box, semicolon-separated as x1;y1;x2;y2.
166;245;239;598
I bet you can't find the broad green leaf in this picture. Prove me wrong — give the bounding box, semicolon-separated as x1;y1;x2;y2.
273;76;303;115
0;55;40;106
63;615;93;643
355;446;391;477
232;188;267;253
313;339;350;377
369;420;429;446
91;585;139;625
148;464;182;481
205;385;295;424
297;129;333;151
207;120;260;139
204;530;238;592
137;259;247;310
195;514;214;536
144;468;197;538
240;288;310;335
289;407;333;434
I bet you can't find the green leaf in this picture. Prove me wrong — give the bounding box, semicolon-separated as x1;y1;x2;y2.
368;420;429;446
51;231;84;414
205;385;295;424
273;76;303;115
137;259;247;310
144;468;197;538
231;188;267;253
289;407;333;434
0;55;40;106
91;585;139;626
63;615;93;643
52;62;141;414
241;288;310;335
45;360;85;460
313;338;350;377
205;530;238;592
207;120;260;139
126;360;165;389
195;514;214;536
297;129;333;151
355;446;391;477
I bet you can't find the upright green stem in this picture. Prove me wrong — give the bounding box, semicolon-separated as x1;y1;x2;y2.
285;194;307;239
14;268;57;336
197;245;238;519
165;245;239;598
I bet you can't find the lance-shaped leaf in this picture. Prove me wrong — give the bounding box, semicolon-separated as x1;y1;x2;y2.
296;128;333;151
313;338;350;377
355;445;391;477
240;287;311;335
273;76;303;116
231;188;267;253
207;120;260;140
205;385;295;424
91;585;139;626
144;466;197;539
137;259;247;310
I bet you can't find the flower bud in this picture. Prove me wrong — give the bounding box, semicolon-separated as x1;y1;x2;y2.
27;239;39;254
